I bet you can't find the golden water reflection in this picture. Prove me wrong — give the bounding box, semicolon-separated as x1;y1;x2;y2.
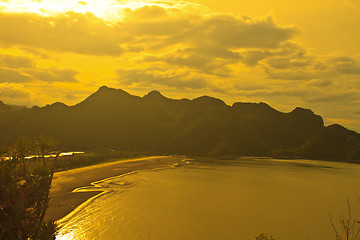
56;158;360;240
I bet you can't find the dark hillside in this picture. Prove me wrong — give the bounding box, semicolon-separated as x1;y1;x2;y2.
0;87;359;162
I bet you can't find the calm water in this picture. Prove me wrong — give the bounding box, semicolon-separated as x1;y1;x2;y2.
57;158;360;240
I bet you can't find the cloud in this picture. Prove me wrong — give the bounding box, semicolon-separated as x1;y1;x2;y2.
262;55;360;80
264;67;315;80
0;68;31;83
0;54;36;68
123;7;298;49
0;82;30;99
234;81;268;91
124;4;168;19
144;52;235;77
238;41;306;67
305;79;333;87
121;7;298;57
330;57;360;74
240;51;268;66
0;65;79;83
26;68;79;82
0;12;123;55
233;81;360;106
204;14;298;49
313;62;327;70
64;92;77;100
0;4;303;92
116;68;209;89
120;6;298;77
179;46;242;60
0;3;299;61
266;57;311;69
236;87;312;99
308;90;360;103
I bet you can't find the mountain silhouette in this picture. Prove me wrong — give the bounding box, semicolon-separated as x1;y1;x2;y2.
0;86;359;162
0;100;11;111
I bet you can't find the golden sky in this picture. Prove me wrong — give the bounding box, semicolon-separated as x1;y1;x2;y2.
0;0;360;131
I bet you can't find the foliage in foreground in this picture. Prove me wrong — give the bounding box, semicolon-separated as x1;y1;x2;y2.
255;198;360;240
331;199;360;240
255;232;275;240
0;136;59;239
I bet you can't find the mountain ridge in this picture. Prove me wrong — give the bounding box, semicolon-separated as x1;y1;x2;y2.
0;86;359;162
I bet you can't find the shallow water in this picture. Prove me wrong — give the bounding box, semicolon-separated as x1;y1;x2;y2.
57;158;360;240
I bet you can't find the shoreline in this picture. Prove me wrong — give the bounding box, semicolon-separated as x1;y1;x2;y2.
46;156;191;222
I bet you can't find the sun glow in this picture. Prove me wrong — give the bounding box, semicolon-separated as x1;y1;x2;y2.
0;0;177;21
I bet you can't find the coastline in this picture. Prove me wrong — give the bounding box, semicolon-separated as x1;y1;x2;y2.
46;156;191;222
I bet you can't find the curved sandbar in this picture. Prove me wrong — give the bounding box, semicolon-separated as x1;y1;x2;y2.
46;156;190;221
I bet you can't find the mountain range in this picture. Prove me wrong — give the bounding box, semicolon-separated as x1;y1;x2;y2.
1;86;360;162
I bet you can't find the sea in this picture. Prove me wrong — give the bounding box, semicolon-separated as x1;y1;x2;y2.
56;157;360;240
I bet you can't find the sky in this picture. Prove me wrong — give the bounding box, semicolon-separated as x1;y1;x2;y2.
0;0;360;131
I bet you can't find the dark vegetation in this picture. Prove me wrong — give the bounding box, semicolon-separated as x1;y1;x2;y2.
1;87;360;162
0;136;59;239
2;150;143;173
0;134;144;239
255;233;275;240
330;199;360;240
51;150;142;171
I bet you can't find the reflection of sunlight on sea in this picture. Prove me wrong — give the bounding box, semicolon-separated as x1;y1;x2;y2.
56;231;75;240
56;172;138;240
56;159;360;240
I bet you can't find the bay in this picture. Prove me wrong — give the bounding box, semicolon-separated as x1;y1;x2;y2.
57;158;360;240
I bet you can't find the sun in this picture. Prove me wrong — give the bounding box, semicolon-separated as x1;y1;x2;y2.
0;0;175;22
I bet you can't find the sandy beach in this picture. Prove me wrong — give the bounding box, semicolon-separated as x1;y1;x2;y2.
45;156;190;221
